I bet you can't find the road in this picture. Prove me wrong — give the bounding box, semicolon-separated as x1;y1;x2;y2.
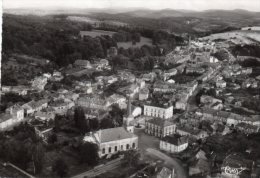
71;157;123;178
146;148;188;178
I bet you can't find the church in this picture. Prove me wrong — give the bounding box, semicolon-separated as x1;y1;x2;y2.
83;97;138;157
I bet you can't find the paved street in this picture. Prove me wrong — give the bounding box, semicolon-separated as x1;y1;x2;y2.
71;157;123;178
146;148;188;178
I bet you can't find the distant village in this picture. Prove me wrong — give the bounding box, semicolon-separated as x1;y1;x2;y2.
1;29;260;178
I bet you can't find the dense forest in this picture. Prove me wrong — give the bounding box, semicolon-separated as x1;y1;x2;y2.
2;14;185;67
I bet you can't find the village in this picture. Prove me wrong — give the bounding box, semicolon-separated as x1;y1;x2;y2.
1;13;260;178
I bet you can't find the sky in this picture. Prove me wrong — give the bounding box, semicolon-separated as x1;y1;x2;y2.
3;0;260;11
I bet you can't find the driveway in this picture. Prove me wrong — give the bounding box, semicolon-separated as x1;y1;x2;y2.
146;148;188;178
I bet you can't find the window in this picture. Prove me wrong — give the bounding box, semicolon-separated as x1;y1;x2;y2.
102;148;105;154
132;143;135;148
121;145;123;150
126;144;130;149
108;147;111;153
115;146;117;152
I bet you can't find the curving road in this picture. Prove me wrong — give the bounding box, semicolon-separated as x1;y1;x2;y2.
146;148;188;178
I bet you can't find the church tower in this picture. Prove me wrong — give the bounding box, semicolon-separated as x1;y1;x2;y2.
123;97;134;133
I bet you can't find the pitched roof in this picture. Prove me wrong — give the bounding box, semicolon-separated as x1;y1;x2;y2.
146;117;175;127
157;167;172;178
0;113;13;122
97;127;137;143
161;134;188;146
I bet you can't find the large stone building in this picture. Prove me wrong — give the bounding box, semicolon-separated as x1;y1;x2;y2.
83;127;138;157
145;117;176;138
160;134;188;153
77;95;110;110
144;104;173;119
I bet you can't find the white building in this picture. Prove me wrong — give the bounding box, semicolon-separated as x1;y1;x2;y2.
144;104;173;119
83;127;138;157
139;88;149;101
0;105;25;130
160;134;188;153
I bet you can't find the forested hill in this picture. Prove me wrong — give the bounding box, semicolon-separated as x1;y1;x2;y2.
2;14;116;66
2;14;186;67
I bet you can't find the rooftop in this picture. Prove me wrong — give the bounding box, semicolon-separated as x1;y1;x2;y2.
96;127;137;143
162;134;188;146
146;117;175;127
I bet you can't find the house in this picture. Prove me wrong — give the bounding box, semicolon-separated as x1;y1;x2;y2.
77;95;110;110
117;84;140;97
177;126;208;140
117;70;136;82
163;68;178;81
51;71;64;81
200;95;223;110
175;99;187;110
5;104;24;121
160;134;188;153
34;107;56;121
209;56;219;63
139;88;149;101
216;80;227;88
144;104;173;119
1;85;30;96
106;94;127;109
186;66;205;75
131;106;142;117
94;59;109;70
83;107;109;120
153;81;175;93
63;92;79;101
50;99;75;115
83;127;138;157
145;117;176;138
157;167;175;178
0;114;15;130
235;122;259;134
22;99;48;116
142;72;156;82
74;59;92;69
0;105;24;130
31;76;48;91
189;158;211;176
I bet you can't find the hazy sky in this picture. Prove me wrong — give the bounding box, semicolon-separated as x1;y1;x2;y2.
3;0;260;11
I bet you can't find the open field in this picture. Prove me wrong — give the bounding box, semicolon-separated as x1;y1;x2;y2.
68;16;128;27
80;30;153;48
201;30;260;44
117;37;153;49
80;30;116;37
241;26;260;31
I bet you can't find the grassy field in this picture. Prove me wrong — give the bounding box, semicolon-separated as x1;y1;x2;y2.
68;16;128;27
117;37;153;49
80;30;116;38
201;30;260;44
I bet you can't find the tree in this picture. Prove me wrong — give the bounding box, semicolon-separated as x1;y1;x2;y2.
78;142;99;165
53;115;61;132
52;158;69;177
89;118;99;131
47;133;58;144
123;150;140;168
100;118;115;129
74;107;90;134
32;143;45;174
